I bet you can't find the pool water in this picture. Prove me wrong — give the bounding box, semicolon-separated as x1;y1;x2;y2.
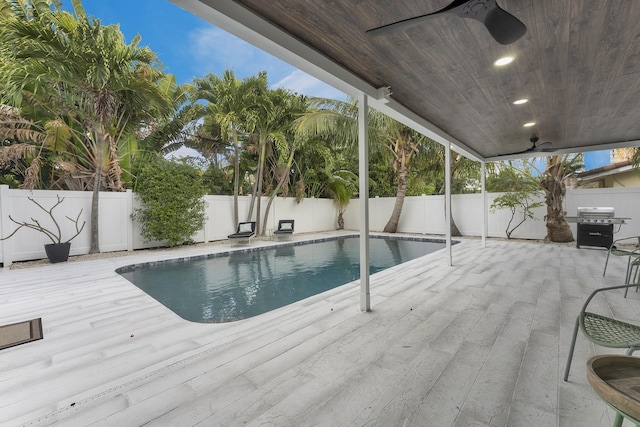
118;236;445;323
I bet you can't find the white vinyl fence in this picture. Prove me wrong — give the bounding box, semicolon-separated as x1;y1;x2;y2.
0;186;336;266
1;185;639;265
343;187;640;240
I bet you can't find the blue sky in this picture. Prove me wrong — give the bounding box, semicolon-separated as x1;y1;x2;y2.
65;0;610;170
71;0;345;99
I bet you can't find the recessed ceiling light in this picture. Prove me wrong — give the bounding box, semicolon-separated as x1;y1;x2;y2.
513;98;529;105
523;122;536;127
494;56;514;66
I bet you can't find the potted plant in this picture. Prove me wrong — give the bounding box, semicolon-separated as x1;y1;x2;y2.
1;195;86;263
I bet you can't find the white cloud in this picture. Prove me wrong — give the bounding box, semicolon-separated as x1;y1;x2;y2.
187;26;345;99
188;26;292;79
273;69;346;99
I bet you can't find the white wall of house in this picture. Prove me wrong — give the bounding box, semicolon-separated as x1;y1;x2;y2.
2;185;639;265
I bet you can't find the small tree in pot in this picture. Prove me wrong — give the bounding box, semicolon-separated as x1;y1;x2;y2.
1;195;86;263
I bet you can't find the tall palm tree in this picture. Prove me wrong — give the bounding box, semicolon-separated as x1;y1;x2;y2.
259;93;309;233
192;70;264;227
244;81;277;232
247;88;308;234
377;120;426;233
0;0;174;253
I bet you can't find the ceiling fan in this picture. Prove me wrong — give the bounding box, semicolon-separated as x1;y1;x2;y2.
502;136;557;156
366;0;527;45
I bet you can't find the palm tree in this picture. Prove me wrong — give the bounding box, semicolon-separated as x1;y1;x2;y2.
377;121;426;233
0;0;174;253
244;83;281;233
192;70;264;227
538;154;583;242
326;170;358;229
247;88;310;235
0;104;50;189
258;93;311;233
126;75;201;188
296;97;429;233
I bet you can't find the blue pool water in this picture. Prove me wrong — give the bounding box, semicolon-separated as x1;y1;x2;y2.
118;236;446;323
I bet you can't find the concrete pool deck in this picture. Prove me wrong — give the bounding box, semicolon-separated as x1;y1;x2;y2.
0;233;636;426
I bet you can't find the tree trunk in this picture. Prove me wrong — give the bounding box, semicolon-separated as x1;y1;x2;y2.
262;150;295;236
441;198;462;237
89;130;105;254
450;216;462;237
246;134;259;222
254;135;267;235
337;210;345;230
232;128;239;228
383;165;407;233
540;157;574;243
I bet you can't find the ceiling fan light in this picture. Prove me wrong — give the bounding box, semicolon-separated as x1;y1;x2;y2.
513;98;528;105
523;122;536;127
494;56;514;66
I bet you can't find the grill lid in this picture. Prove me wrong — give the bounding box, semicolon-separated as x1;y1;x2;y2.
577;207;615;218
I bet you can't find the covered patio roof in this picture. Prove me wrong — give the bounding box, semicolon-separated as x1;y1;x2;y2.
170;0;640;162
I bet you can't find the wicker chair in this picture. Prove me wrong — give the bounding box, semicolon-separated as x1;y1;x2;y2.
564;284;640;381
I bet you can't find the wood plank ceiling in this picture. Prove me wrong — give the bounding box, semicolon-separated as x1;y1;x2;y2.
178;0;640;160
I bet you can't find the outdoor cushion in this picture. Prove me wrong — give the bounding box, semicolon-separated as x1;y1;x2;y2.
280;222;292;231
274;220;294;235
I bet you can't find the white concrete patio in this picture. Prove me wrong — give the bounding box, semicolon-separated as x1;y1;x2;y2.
0;233;637;426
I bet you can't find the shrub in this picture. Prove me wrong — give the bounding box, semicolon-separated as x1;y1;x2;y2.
491;191;543;239
132;158;207;247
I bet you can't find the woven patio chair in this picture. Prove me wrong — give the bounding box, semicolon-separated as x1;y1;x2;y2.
564;284;640;381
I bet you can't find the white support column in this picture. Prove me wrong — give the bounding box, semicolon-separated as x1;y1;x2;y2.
481;161;487;248
358;92;371;312
445;143;452;266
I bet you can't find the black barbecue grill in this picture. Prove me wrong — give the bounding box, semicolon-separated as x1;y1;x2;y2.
566;207;630;249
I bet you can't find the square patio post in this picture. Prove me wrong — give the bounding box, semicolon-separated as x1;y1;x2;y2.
358;92;370;311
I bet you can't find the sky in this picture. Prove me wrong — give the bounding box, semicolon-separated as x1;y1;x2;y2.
63;0;610;170
69;0;345;99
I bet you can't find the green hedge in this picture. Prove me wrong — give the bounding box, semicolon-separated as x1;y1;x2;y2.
132;158;207;247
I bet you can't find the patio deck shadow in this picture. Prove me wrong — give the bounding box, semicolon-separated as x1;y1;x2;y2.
0;234;636;426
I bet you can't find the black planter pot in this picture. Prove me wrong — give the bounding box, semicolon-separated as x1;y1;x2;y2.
44;242;71;263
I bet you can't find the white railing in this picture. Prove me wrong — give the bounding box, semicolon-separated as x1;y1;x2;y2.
2;185;639;265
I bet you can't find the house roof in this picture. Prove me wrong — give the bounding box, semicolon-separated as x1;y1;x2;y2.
171;0;640;162
577;159;633;179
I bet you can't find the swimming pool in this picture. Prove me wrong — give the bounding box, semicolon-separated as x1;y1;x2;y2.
117;236;447;323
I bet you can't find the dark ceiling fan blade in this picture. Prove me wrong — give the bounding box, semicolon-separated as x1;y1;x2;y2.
365;9;446;36
496;138;556;157
483;5;527;45
533;141;555;152
366;0;526;45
